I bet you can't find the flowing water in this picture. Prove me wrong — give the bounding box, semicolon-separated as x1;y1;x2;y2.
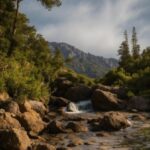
47;100;150;150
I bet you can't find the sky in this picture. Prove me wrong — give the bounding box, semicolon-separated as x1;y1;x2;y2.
20;0;150;58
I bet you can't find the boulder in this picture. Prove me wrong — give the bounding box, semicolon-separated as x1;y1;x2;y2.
66;122;88;132
98;112;131;131
49;96;69;108
91;89;124;111
48;120;65;134
0;109;21;129
54;77;73;97
32;143;56;150
127;96;150;111
29;100;48;117
0;128;31;150
0;100;20;115
92;84;127;99
19;100;32;113
17;110;45;133
65;85;92;102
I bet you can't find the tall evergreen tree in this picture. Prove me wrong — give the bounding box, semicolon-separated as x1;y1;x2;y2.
118;30;130;70
131;26;140;59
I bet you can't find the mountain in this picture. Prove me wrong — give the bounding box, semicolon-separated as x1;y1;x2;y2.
49;42;118;78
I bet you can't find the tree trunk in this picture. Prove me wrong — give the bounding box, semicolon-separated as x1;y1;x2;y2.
8;0;21;56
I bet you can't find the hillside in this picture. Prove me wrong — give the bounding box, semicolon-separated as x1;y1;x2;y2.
49;42;118;78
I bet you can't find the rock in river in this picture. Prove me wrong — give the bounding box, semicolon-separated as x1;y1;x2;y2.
91;89;124;111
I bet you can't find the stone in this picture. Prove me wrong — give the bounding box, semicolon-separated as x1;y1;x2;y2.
66;122;88;132
54;77;73;97
127;96;150;111
0;100;20;115
131;114;146;121
32;143;56;150
17;110;45;133
0;128;31;150
65;85;92;102
29;100;48;117
98;112;131;131
49;96;69;108
19;100;32;113
48;120;65;134
91;89;124;111
0;109;21;129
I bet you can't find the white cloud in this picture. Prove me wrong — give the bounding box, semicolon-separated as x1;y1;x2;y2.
21;0;150;58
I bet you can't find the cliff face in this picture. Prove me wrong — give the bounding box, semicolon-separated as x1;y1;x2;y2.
49;42;118;78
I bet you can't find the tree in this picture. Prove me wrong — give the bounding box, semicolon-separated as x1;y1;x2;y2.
118;30;130;70
37;0;61;9
8;0;61;56
131;27;140;59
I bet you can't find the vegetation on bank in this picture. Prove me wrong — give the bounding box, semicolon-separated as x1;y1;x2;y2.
99;27;150;98
57;68;94;86
0;0;63;102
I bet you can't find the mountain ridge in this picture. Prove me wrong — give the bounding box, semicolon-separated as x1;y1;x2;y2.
49;42;118;78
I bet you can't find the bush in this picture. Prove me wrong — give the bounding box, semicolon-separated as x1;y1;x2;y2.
57;68;94;86
0;55;50;102
100;68;131;86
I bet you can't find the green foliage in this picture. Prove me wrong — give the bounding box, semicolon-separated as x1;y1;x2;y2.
0;0;64;102
37;0;61;9
127;91;135;98
100;68;131;86
58;69;94;86
100;27;150;97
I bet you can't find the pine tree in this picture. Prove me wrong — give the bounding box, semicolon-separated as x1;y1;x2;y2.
132;27;140;59
118;30;130;70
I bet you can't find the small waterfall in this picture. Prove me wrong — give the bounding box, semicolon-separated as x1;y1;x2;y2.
66;102;80;113
65;100;93;113
77;100;93;112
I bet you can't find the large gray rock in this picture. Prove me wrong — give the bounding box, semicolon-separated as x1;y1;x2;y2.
65;85;92;102
0;128;31;150
91;89;124;111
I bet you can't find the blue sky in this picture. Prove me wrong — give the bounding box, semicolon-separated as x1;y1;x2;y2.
21;0;150;58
